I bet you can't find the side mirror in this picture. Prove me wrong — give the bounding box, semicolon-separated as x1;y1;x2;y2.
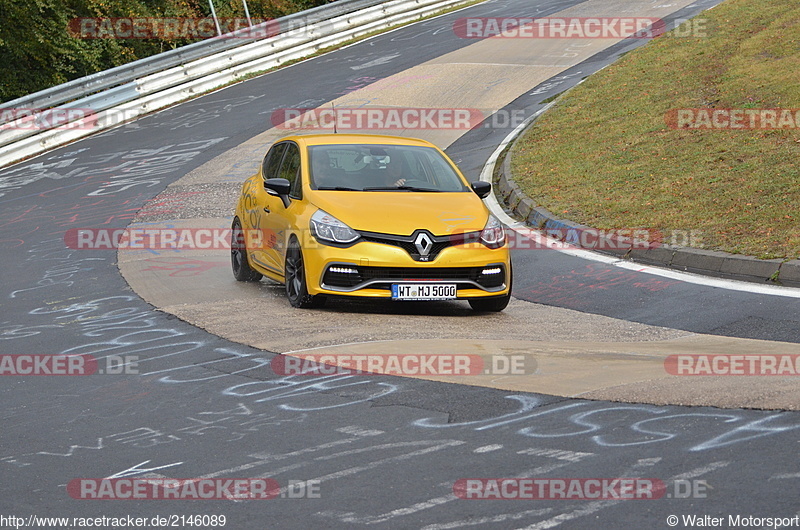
264;178;291;207
471;181;491;199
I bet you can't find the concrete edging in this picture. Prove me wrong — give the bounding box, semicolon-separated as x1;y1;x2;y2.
495;133;800;288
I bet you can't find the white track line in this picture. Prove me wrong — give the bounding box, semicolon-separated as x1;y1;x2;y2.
480;108;800;299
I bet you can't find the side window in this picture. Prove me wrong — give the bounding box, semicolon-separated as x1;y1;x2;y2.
262;143;288;179
279;143;302;199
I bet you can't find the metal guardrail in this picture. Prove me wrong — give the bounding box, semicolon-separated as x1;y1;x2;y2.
0;0;472;168
0;0;382;116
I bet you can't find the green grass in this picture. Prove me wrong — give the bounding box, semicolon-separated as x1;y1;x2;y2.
510;0;800;259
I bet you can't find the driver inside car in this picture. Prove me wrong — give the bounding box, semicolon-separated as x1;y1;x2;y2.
312;151;347;189
383;157;407;187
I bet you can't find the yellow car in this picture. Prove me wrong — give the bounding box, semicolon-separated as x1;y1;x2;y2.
231;133;511;311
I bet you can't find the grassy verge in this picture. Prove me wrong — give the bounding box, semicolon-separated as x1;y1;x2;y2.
510;0;800;259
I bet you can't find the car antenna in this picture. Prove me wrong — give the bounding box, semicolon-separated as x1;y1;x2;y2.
331;102;337;134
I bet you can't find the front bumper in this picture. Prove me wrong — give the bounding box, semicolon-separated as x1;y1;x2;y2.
302;237;511;299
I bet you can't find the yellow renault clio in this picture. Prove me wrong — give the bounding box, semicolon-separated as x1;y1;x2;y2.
231;134;511;311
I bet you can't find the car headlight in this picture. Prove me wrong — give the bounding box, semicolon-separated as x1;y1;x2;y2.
310;209;360;244
480;214;506;249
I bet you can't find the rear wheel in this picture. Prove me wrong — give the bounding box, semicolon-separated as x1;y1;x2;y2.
285;239;326;308
231;218;262;282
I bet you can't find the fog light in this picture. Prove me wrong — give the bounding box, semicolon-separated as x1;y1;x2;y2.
329;266;358;274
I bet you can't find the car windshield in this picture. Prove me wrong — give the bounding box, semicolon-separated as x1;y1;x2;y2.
308;144;470;192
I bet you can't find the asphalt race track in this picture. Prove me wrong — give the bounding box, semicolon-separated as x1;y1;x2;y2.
1;0;799;528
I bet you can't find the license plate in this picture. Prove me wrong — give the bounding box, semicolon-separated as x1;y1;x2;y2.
391;283;456;301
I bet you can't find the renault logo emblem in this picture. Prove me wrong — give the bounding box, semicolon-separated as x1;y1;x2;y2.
414;232;433;257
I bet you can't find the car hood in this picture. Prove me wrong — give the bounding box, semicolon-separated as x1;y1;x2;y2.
310;191;489;235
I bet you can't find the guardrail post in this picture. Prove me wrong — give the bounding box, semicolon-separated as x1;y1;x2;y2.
208;0;223;36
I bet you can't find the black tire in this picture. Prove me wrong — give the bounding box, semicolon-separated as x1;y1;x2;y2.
469;265;512;312
284;239;326;308
231;218;263;282
469;293;511;312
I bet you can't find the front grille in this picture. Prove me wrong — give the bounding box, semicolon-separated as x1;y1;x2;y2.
360;267;477;281
322;265;506;292
358;230;482;262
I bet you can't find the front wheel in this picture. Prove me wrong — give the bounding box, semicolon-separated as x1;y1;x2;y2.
284;239;326;308
469;292;511;312
231;218;262;282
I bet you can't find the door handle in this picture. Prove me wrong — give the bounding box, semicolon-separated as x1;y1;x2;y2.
263;206;270;213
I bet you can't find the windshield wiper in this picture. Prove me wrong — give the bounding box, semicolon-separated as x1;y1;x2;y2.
362;186;441;192
316;186;362;191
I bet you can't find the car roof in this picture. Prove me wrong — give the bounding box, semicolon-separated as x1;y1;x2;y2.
276;133;435;148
